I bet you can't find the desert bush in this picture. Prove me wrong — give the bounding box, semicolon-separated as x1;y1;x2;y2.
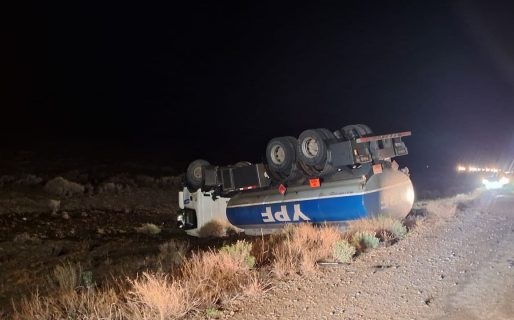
44;177;85;197
13;232;40;244
48;199;61;215
14;288;124;320
181;240;259;305
125;273;197;320
220;240;256;268
389;220;407;239
271;224;341;277
332;240;356;263
422;191;479;219
135;223;161;235
157;176;180;188
98;182;124;194
52;263;82;292
105;174;137;189
424;199;457;218
351;231;379;251
14;174;43;186
158;240;189;271
250;233;284;266
135;175;157;188
205;307;221;318
197;219;238;238
349;217;407;240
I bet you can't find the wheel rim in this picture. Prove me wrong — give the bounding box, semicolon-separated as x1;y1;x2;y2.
193;167;202;180
302;137;319;158
270;145;286;165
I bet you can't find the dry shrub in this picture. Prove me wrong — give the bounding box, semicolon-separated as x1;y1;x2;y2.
52;263;82;292
271;224;342;277
220;240;256;268
48;199;61;215
13;232;40;244
422;190;480;219
197;219;237;238
250;233;284;266
13;288;124;320
98;182;124;194
351;231;379;251
181;241;258;305
332;240;355;263
126;273;197;319
158;240;189;272
15;174;43;186
348;216;407;240
44;177;85;197
243;273;269;298
424;199;457;219
135;223;161;235
13;240;262;319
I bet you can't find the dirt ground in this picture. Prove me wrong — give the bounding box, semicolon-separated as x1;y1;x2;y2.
1;164;512;319
221;193;514;320
0;175;187;314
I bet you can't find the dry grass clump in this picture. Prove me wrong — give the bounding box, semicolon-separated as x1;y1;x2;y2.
348;216;407;241
44;177;85;197
158;240;189;272
181;241;260;306
125;273;197;319
52;262;82;292
14;241;262;319
135;223;161;235
197;219;238;238
424;199;457;219
421;190;481;219
351;231;379;251
332;240;356;263
219;240;256;268
271;224;343;277
12;218;415;319
14;288;124;320
14;263;124;319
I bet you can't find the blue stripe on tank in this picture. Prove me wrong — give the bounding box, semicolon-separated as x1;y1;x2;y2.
226;190;380;228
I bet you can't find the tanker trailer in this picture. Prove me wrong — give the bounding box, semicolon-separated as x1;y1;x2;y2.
177;124;414;236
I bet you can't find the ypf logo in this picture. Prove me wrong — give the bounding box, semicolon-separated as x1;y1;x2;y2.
261;204;311;223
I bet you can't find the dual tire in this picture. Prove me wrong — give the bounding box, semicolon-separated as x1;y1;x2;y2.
266;136;298;181
188;125;373;187
297;128;334;169
266;128;335;180
186;159;210;190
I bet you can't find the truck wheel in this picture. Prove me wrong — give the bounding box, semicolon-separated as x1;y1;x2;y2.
266;136;296;174
356;124;373;135
297;129;328;167
342;124;372;140
317;128;336;140
186;159;210;190
235;161;252;167
333;129;344;139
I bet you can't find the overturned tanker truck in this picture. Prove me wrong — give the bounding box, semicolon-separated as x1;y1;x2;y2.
177;124;414;236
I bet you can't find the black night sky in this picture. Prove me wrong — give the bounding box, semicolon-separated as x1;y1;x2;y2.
2;1;514;187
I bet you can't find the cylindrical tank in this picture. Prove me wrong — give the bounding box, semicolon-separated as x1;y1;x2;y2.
226;168;414;230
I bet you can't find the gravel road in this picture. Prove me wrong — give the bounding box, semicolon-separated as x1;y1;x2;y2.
228;193;514;320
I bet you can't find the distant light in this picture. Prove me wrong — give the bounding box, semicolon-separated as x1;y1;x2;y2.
456;164;501;173
482;177;510;190
457;165;466;172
